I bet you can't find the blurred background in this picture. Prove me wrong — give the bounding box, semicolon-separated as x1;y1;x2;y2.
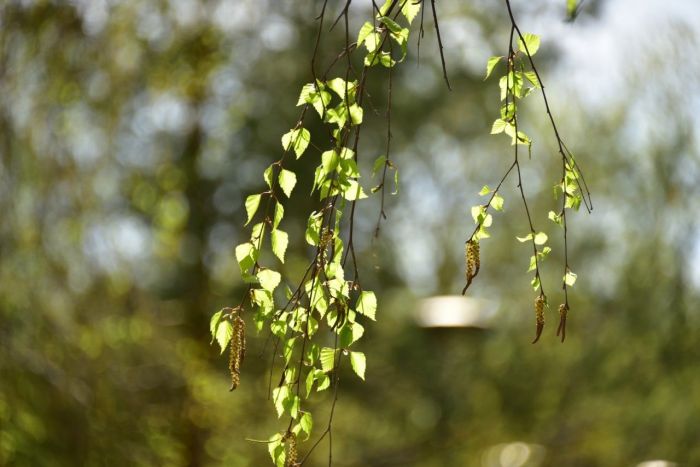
2;0;700;465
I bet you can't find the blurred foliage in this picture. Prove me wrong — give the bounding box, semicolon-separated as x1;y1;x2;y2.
1;0;700;466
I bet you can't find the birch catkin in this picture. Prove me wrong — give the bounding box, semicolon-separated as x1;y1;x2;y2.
285;433;298;466
229;314;246;391
465;240;480;282
532;294;545;344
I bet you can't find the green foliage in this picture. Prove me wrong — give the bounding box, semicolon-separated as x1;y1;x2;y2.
209;2;423;463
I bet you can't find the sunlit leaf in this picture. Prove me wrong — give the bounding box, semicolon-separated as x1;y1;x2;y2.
244;194;261;226
279;169;297;198
350;351;366;380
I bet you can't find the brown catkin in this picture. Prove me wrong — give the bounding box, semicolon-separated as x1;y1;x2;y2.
229;315;246;391
285;433;298;467
557;303;568;343
532;294;545;344
465;240;480;282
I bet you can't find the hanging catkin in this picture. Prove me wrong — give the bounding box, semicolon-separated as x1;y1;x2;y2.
229;314;246;391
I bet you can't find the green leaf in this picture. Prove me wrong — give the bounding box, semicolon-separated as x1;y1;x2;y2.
215;319;233;354
235;242;257;273
401;0;421;23
357;22;375;49
273;202;284;229
263;164;274;188
316;372;331;391
485;56;502;79
349;103;363;125
272;385;289;418
372;155;387;177
281;128;311;158
379;16;402;35
517;233;533;242
278;169;297;198
479;185;491;196
327;78;357;103
320;347;337;373
490;118;507;134
341;179;367;201
548;210;563;226
534;232;548;245
321;149;340;175
267;434;285;467
298;83;332;117
471;205;485;223
474;225;490;241
251;222;266;243
339;321;364;347
357;291;377;320
490;193;504;211
257;269;281;292
210;310;223;340
531;275;541;291
565;270;578;287
305;211;323;246
300;412;313;440
528;255;537;272
518;32;541;56
305;370;315;397
350;351;366;380
271;229;288;263
297;83;316;106
523;70;540;88
244;194;261;226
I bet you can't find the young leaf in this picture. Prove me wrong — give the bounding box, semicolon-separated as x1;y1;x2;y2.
490;118;507;134
271;229;289;263
356;291;377;320
244;194;261;226
350;351;366;380
278;169;297;198
341;180;367;201
263;164;274;188
320;347;337;373
305;212;323;246
485;56;502;79
215;319;233;354
479;185;491;196
490;193;504;211
267;434;285;467
517;233;533;242
273;202;284;229
272;386;289;418
534;232;548;245
300;412;313;440
281;128;311;158
209;310;223;340
257;269;281;292
372;155;387;177
518;32;541;56
565;270;578;286
348;103;363;125
401;0;421;23
235;242;257;273
548;210;563;226
357;22;375;49
327;78;357;102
